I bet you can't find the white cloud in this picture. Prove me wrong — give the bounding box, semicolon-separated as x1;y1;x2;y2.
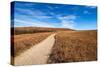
15;6;77;29
47;5;54;10
58;15;77;29
83;10;90;14
33;15;52;19
61;20;75;29
60;15;76;20
55;6;60;9
14;19;34;27
15;7;56;27
14;19;55;28
14;15;77;29
16;8;46;16
49;12;55;16
16;7;54;19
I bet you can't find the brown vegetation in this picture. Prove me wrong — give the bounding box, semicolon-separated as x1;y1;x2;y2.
11;32;53;57
11;27;73;57
47;30;97;63
12;27;73;35
11;27;97;63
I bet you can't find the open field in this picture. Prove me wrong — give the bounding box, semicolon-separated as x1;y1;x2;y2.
12;27;73;35
11;27;97;64
47;30;97;63
11;27;73;57
11;32;53;57
14;34;56;65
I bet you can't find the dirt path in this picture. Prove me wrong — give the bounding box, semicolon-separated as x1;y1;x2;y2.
14;34;56;66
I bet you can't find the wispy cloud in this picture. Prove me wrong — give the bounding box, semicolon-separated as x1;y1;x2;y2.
14;19;55;27
15;7;45;16
58;15;77;29
83;10;90;14
60;15;76;20
13;2;97;30
14;14;77;29
61;20;75;28
15;4;77;29
15;7;54;20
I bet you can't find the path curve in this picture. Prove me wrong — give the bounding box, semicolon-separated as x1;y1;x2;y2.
14;33;56;66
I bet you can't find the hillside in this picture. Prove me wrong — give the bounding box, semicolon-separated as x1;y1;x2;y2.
11;27;74;35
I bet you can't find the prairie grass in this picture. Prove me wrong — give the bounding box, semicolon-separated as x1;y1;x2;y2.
11;27;73;57
48;30;97;63
11;32;53;57
12;27;73;35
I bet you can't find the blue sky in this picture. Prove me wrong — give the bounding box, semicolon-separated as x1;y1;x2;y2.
11;1;97;30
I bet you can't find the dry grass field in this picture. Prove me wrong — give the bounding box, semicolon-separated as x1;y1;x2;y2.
11;27;73;57
47;30;97;63
12;27;73;35
11;32;53;57
11;27;97;64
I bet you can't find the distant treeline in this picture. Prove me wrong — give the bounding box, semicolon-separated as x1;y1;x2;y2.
11;27;74;35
